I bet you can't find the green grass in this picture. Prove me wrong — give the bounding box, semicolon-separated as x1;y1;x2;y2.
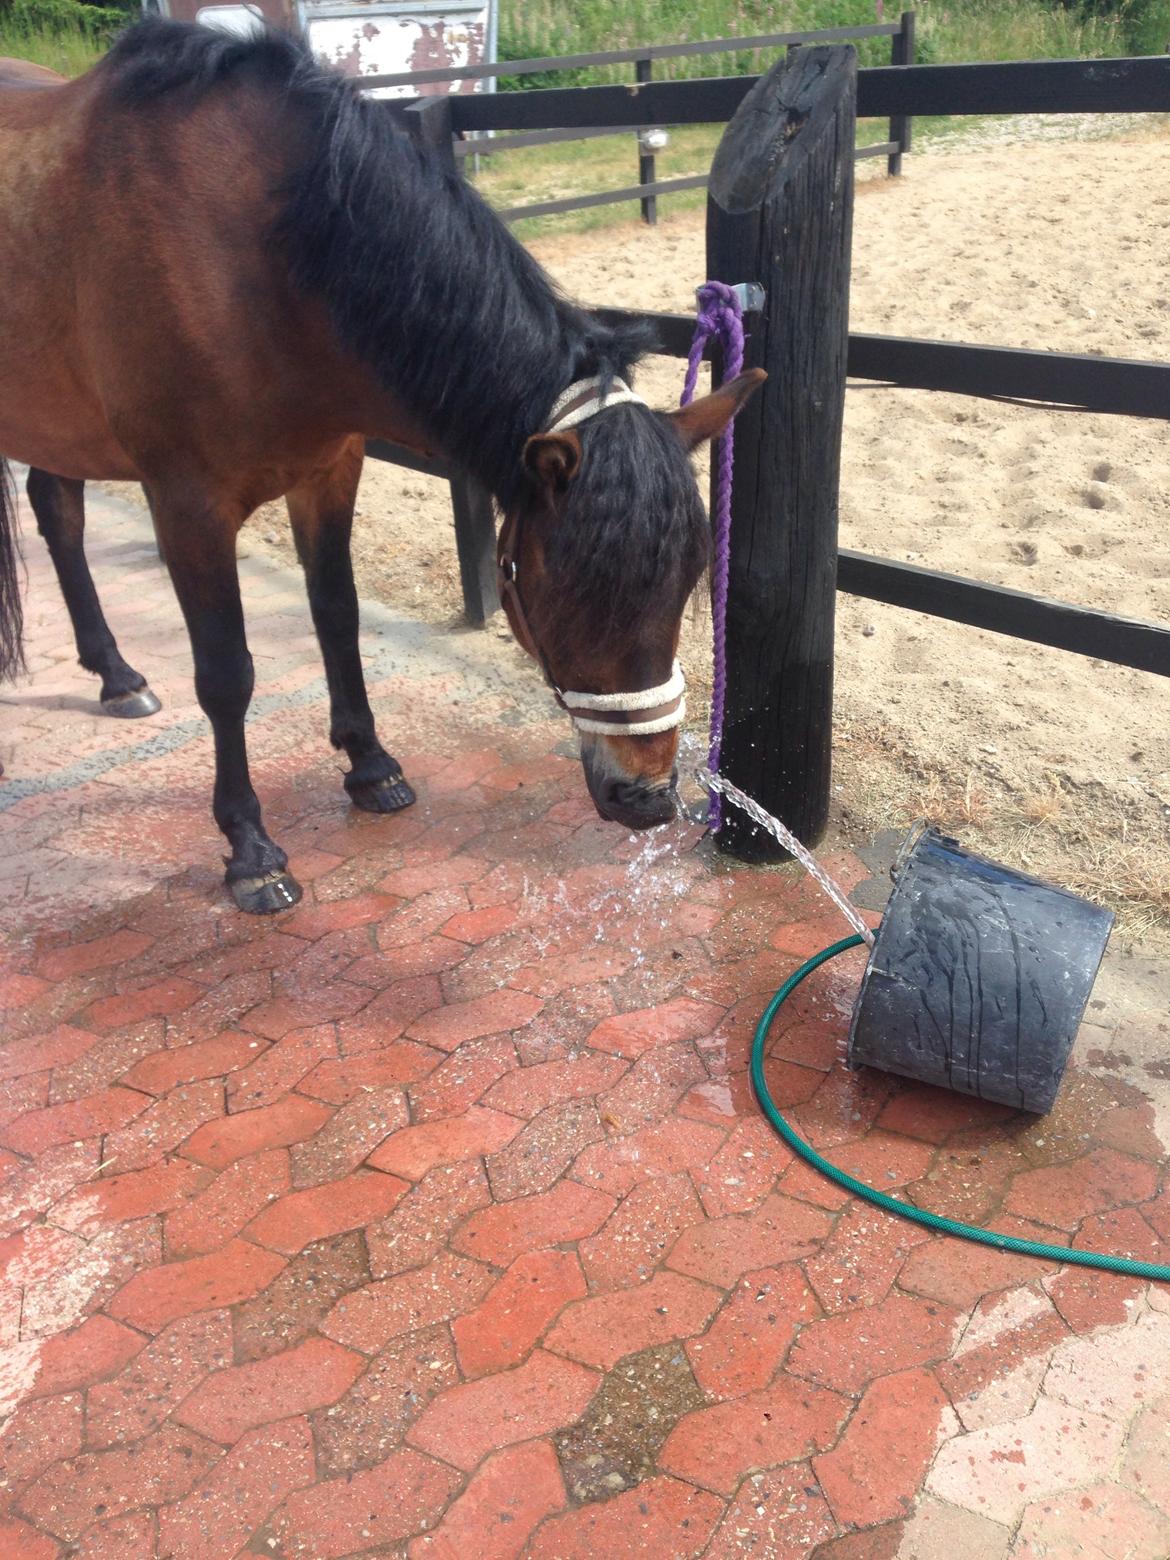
0;17;104;73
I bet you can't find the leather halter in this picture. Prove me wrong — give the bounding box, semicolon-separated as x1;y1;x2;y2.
496;376;688;738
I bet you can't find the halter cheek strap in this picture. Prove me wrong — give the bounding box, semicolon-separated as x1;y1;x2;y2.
497;375;688;738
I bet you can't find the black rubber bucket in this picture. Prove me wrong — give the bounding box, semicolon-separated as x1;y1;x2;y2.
846;824;1114;1114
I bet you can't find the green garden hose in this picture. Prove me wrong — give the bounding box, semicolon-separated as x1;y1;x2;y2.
752;935;1170;1283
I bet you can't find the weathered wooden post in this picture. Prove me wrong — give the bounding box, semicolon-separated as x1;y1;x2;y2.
635;55;658;225
888;11;917;177
402;95;499;626
706;45;856;859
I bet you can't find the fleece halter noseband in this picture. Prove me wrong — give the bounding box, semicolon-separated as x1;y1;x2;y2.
496;376;688;739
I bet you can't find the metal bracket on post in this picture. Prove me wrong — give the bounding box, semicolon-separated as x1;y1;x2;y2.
702;282;766;315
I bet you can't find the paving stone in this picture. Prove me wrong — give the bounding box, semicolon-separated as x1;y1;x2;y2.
453;1248;586;1378
0;1223;84;1287
586;998;726;1059
408;1439;566;1560
480;1052;629;1118
174;1335;365;1443
894;1496;1011;1560
698;1117;797;1217
0;1024;98;1083
37;931;152;983
1119;1392;1170;1514
120;1032;264;1094
288;1086;410;1189
486;1099;604;1201
18;1424;222;1543
155;1416;315;1560
82;978;204;1034
525;1473;724;1560
406;1035;517;1123
546;1270;721;1371
244;1167;408;1254
1003;1148;1160;1231
571;1115;728;1199
554;1342;704;1503
86;1311;233;1448
579;1171;706;1291
661;1374;852;1496
233;1231;370;1364
22;1216;162;1339
815;1368;953;1527
107;1238;286;1333
407;1348;599;1472
101;1079;225;1173
367;1161;490;1278
225;1024;337;1113
298;1045;440;1104
1009;1481;1170;1560
788;1292;964;1395
67;1510;156;1560
322;1251;496;1354
926;1393;1128;1527
1043;1309;1170;1419
311;1324;459;1476
182;1095;332;1170
688;1264;820;1400
0;1516;62;1559
897;1236;1051;1311
597;1040;707;1133
0;1390;84;1486
667;1193;833;1288
0;1087;149;1157
0;1314;144;1412
264;1447;458;1558
368;1107;522;1180
704;1461;837;1559
406;990;543;1052
283;892;402;942
803;1203;931;1314
935;1286;1067;1434
164;1149;290;1257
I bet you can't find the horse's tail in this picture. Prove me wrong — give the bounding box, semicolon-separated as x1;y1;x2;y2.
0;459;26;681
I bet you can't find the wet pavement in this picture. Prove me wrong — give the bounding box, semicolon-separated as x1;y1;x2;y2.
2;484;1169;1559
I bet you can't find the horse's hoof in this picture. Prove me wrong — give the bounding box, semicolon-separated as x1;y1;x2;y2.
102;687;162;719
349;772;417;814
229;868;303;914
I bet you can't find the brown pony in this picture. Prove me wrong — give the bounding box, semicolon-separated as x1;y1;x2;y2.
0;20;761;912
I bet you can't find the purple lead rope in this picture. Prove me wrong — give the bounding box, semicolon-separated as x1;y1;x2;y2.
680;281;745;831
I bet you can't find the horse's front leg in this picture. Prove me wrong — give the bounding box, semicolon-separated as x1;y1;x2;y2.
153;490;301;914
287;439;415;815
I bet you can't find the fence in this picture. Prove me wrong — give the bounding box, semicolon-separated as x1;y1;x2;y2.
379;45;1170;859
368;14;916;224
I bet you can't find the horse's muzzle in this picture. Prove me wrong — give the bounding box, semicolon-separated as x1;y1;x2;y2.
585;767;679;830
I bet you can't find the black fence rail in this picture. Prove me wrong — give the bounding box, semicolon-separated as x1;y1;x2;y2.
371;14;916;225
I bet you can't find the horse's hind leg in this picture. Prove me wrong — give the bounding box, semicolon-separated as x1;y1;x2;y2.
286;440;415;815
154;491;300;914
26;469;161;717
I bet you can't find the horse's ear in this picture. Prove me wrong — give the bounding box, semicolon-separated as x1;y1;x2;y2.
668;368;766;450
523;431;582;494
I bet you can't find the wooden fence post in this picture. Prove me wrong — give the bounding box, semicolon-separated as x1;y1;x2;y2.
635;55;658;224
706;45;857;860
888;11;916;177
402;95;500;626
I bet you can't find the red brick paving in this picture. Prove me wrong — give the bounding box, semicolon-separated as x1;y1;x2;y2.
2;486;1169;1556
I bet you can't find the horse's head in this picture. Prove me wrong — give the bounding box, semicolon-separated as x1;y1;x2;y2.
499;368;765;830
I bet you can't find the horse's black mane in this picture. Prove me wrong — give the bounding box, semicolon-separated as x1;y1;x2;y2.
101;20;708;641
